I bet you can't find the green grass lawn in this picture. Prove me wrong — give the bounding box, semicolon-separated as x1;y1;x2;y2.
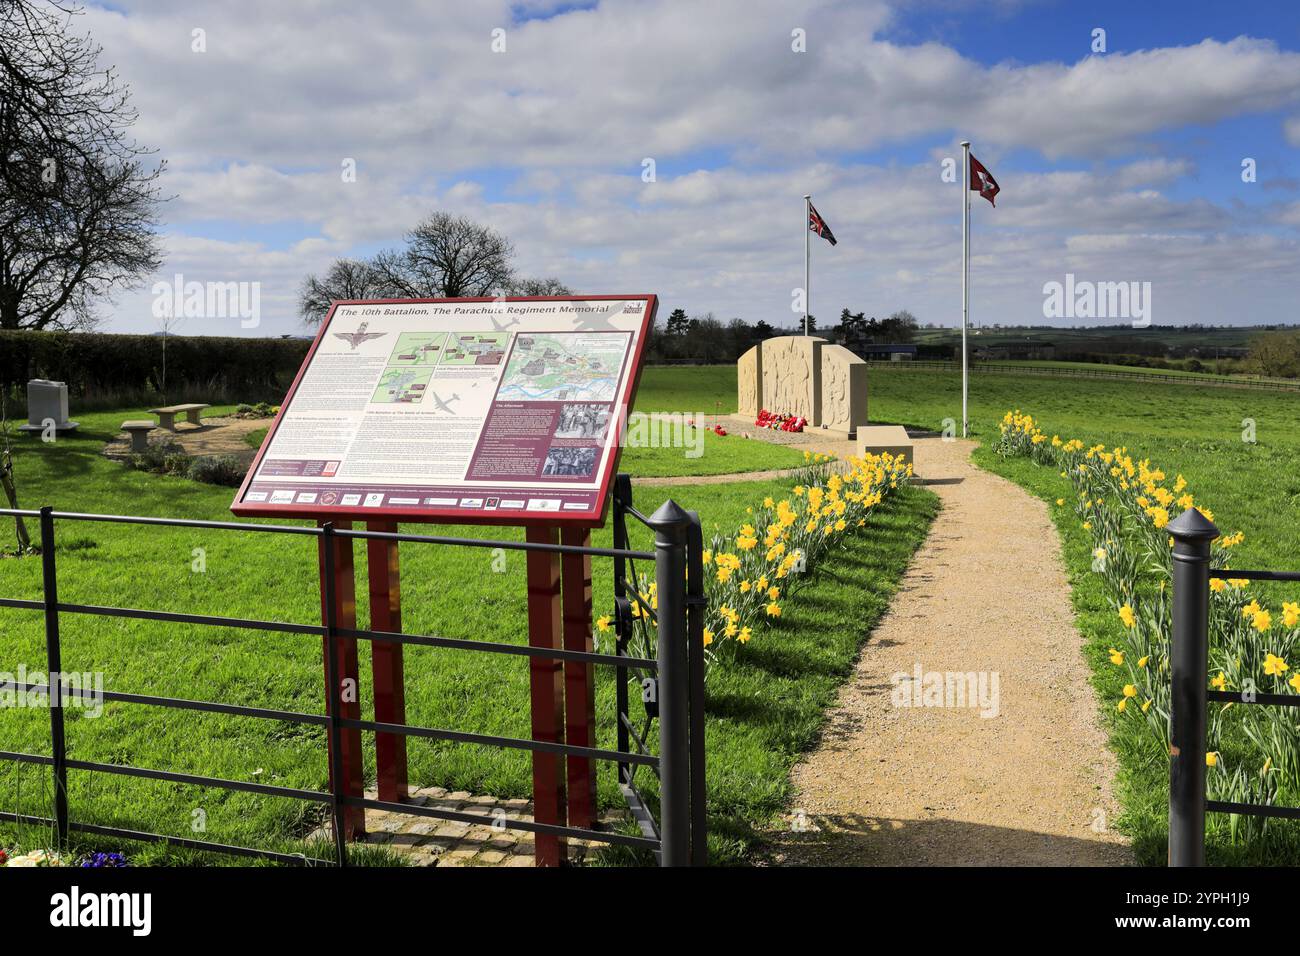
0;400;934;865
631;367;739;416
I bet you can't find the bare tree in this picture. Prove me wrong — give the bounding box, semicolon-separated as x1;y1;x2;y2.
509;276;573;296
0;0;165;330
374;212;515;299
300;212;571;326
297;257;393;325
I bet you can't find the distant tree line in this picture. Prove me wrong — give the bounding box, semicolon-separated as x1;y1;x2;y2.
1;329;308;413
644;306;922;364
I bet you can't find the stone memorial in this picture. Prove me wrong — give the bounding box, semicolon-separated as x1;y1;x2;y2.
736;335;868;439
17;379;79;434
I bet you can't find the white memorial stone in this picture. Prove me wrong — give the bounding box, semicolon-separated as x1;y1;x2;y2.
18;379;79;434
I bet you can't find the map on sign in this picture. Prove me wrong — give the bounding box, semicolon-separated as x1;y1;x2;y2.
441;331;510;366
497;333;625;402
386;332;447;366
231;296;655;526
372;367;433;404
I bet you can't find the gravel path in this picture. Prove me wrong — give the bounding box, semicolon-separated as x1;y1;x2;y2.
103;416;266;463
759;432;1131;866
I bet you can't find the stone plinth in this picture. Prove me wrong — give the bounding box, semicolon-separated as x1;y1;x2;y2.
737;336;867;438
856;425;913;467
17;379;78;434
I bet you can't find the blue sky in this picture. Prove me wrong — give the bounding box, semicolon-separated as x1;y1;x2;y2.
77;0;1300;336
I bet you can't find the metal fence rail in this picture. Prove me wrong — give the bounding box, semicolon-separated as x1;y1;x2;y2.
0;483;706;866
1167;508;1300;866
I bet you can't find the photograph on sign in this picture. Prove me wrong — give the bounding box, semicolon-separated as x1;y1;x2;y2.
231;295;656;524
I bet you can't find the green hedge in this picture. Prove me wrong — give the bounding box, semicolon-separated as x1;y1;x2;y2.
0;330;311;413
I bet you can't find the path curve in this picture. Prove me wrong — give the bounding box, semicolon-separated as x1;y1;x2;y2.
762;433;1131;866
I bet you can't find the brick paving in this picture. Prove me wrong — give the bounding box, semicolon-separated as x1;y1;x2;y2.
312;786;624;867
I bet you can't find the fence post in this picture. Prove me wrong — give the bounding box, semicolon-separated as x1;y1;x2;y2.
647;499;690;866
684;510;708;866
1167;507;1219;867
39;507;69;846
612;474;633;786
320;523;351;867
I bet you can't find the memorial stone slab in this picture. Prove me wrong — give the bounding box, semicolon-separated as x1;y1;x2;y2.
17;379;79;434
736;335;867;438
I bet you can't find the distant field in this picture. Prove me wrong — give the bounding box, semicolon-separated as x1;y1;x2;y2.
912;325;1264;351
905;358;1298;388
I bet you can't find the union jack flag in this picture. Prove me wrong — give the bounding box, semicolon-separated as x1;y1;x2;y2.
808;203;837;246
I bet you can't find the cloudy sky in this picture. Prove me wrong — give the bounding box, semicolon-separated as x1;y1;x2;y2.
80;0;1300;337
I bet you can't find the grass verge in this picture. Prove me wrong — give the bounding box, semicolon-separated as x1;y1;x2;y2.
975;444;1300;865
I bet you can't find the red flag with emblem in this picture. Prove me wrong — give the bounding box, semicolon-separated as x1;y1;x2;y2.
969;154;1000;207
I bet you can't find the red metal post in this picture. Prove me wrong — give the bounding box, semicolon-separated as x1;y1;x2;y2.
525;525;567;866
318;520;366;839
561;526;597;830
367;520;408;803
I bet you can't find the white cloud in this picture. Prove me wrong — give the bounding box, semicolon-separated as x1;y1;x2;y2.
1286;115;1300;146
64;0;1300;334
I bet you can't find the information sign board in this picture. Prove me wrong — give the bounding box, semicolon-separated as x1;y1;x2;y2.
231;295;656;525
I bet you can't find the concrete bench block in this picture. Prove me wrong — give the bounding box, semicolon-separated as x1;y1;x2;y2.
149;403;210;429
121;421;156;454
856;425;913;468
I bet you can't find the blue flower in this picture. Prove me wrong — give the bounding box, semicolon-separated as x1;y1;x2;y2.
80;851;128;867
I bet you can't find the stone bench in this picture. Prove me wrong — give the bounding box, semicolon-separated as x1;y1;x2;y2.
121;421;156;454
856;425;913;468
148;403;209;430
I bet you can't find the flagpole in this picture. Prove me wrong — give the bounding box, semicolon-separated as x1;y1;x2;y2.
803;194;811;336
960;141;970;438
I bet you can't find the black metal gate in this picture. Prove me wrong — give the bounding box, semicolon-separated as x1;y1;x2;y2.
0;476;706;866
